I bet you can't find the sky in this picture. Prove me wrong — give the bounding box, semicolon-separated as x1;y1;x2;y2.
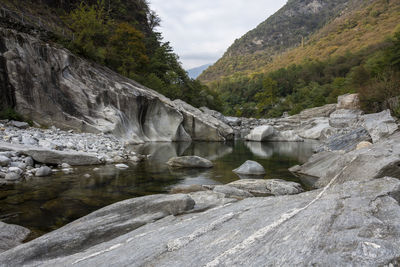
150;0;287;70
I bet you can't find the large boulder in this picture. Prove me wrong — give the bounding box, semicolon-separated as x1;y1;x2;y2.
233;160;266;175
227;179;304;196
0;194;195;265
359;110;398;143
167;156;213;168
289;104;336;120
0;222;30;253
329;109;363;128
0;155;10;166
316;127;372;152
0;28;233;143
245;125;275;141
212;185;254;198
337;93;360;110
297;118;330;140
4;177;400;266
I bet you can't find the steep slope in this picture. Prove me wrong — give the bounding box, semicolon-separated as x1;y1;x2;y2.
187;64;212;79
199;0;367;83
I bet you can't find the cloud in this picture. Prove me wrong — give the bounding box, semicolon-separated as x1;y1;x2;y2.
149;0;287;69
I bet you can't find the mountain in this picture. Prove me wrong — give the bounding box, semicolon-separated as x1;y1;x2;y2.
198;0;366;83
201;0;400;118
187;64;212;79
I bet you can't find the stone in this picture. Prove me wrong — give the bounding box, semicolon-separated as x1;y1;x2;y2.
167;156;213;168
8;121;29;129
267;130;303;142
8;167;23;175
337;93;360;110
329;109;363;128
317;128;372;152
170;184;207;194
289;104;337;120
83;174;91;178
245;125;275;141
0;194;195;265
0;155;11;167
10;162;26;170
227;179;304;196
115;164;129;169
297;118;330;140
0;142;101;166
359;110;398;143
5;172;21;181
188;191;237;211
35;166;52;177
212;185;254;198
61;163;71;169
0;222;30;253
356;141;373;150
21;136;38;146
24;156;34;167
233;160;266;175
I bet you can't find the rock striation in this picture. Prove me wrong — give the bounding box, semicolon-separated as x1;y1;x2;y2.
0;27;233;143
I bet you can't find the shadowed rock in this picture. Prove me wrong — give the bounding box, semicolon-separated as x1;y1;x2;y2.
0;222;30;253
233;160;266;175
167;156;213;168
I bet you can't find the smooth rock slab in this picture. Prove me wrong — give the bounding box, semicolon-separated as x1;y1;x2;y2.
167;156;213;168
245;125;275;141
212;185;254;198
359;110;398;143
228;179;304;196
316;127;372;152
4;178;400;266
233;160;266;175
0;222;30;253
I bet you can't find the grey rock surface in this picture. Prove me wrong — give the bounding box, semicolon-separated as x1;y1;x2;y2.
167;156;213;168
188;191;237;211
245;125;275;141
359;109;398;143
0;194;195;265
0;28;233;143
2;178;400;266
337;93;360;110
317;127;372;152
0;222;30;253
0;155;10;166
5;172;21;181
233;160;266;175
35;166;52;177
228;179;304;196
329;109;363;128
212;185;254;198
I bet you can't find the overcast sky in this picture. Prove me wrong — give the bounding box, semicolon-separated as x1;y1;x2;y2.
149;0;287;70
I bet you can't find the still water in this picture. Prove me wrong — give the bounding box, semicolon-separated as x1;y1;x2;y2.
0;140;317;240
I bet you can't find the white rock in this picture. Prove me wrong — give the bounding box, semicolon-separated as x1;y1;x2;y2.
233;160;266;175
115;164;129;169
245;125;275;141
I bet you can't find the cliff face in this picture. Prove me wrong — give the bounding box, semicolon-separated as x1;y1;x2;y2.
0;27;233;143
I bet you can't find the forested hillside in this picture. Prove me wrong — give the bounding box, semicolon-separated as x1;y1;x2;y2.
201;0;400;118
0;0;223;111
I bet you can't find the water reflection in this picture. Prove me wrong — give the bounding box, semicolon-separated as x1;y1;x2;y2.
0;140;316;240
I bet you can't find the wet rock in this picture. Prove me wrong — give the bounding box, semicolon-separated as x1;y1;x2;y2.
227;179;304;196
359;110;398;143
0;155;10;167
24;156;34;167
8;121;29;129
115;164;129;169
233;160;266;175
61;163;71;169
8;167;23;175
35;166;52;177
10;162;26;170
245;125;275;141
167;156;213;168
337;93;360;110
0;222;30;253
213;185;254;198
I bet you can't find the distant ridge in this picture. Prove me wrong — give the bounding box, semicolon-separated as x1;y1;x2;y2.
187;64;212;79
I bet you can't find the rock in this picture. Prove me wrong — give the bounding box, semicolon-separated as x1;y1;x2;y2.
0;28;232;143
359;110;398;143
10;162;26;170
188;191;237;211
267;130;303;142
0;194;195;265
0;142;101;166
293;132;400;188
224;116;242;126
24;156;34;167
0;155;10;167
245;125;275;141
329;109;363;128
212;185;254;198
337;93;360;110
8;121;29;129
227;179;304;196
233;160;266;175
167;156;213;168
289;103;337;120
61;163;71;169
83;174;91;178
21;136;37;146
297;118;330;140
115;164;129;169
35;166;52;177
356;141;372;150
62;168;74;174
8;167;23;175
0;222;30;253
5;172;21;181
317;128;372;152
170;184;207;194
6;177;399;266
